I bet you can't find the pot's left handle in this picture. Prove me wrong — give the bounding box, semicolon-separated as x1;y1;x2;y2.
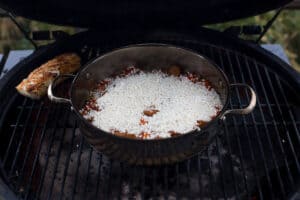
47;74;75;104
221;83;257;119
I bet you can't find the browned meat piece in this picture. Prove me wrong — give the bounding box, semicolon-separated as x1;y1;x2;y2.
168;65;181;76
143;109;159;116
16;53;81;99
168;131;181;137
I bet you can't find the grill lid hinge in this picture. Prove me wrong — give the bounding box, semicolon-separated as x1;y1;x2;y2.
30;30;70;41
223;25;263;36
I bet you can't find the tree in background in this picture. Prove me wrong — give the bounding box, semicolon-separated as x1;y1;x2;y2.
207;10;300;71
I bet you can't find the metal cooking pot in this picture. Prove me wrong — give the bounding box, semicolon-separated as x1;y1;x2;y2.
48;44;256;165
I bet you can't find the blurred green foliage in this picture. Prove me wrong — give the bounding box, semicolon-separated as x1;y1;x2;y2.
206;9;300;71
0;10;299;71
0;17;75;52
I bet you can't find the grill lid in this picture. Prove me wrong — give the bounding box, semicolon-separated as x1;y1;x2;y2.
0;0;291;28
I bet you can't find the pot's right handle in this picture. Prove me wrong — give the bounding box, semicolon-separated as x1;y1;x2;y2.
47;74;75;104
221;83;257;119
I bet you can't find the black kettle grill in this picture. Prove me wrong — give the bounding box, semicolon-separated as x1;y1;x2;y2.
0;0;300;199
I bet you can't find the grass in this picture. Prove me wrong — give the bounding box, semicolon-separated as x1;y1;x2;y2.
0;10;299;71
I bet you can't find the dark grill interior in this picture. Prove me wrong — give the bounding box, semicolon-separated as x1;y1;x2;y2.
0;32;300;199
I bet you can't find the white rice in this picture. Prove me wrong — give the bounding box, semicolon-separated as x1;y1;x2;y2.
84;71;222;139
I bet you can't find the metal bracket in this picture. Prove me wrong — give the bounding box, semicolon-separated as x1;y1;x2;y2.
30;30;70;41
256;7;283;43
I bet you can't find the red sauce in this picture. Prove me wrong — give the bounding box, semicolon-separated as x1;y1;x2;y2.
198;79;213;91
139;118;148;125
139;132;151;139
118;66;140;77
96;79;111;94
80;97;100;117
186;72;199;83
197;120;208;128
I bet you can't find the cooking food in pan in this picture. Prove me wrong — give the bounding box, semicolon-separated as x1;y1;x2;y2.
80;66;222;139
47;44;256;165
16;53;81;99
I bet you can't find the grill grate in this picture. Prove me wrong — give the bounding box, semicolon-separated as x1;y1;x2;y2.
0;35;300;199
